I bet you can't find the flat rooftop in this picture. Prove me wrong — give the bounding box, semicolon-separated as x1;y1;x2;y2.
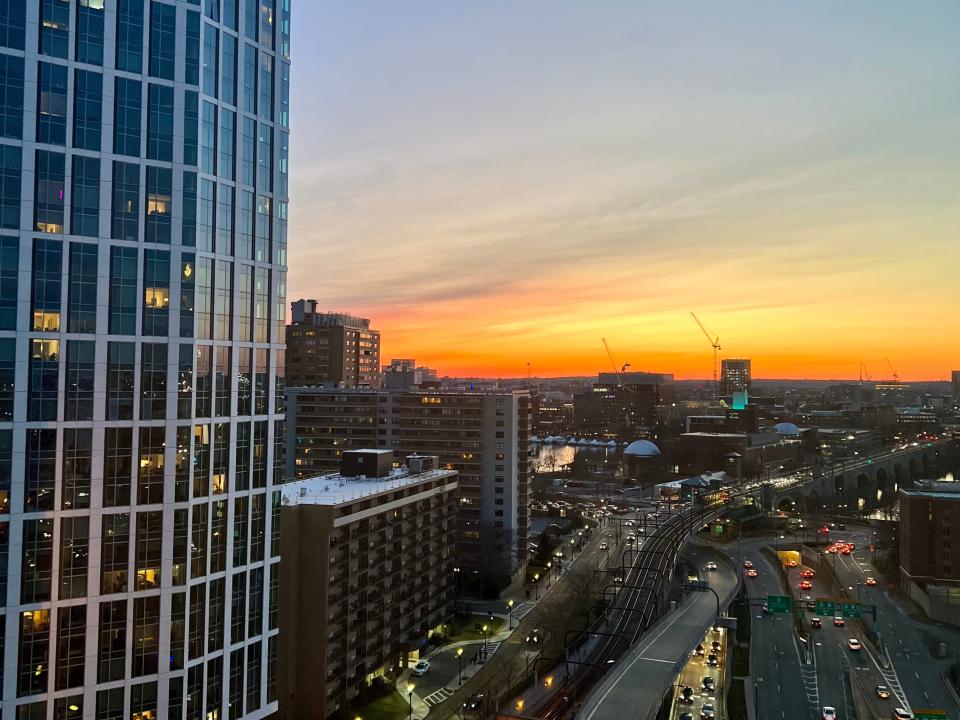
281;467;456;507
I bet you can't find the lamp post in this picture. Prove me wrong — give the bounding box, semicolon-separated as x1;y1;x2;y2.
546;562;552;588
482;624;489;655
507;599;515;630
456;647;464;685
406;683;415;720
534;573;540;601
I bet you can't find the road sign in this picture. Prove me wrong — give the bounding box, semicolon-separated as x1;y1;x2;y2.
839;602;862;619
914;710;947;720
767;595;791;613
815;598;836;616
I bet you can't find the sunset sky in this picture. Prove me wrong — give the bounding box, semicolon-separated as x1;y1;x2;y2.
288;2;960;380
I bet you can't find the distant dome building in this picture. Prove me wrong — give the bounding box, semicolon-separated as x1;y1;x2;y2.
774;422;801;436
623;439;664;484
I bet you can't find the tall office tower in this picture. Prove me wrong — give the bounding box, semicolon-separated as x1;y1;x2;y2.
952;370;960;402
286;299;381;388
0;2;290;718
720;358;752;396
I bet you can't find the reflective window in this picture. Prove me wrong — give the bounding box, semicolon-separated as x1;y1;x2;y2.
0;0;26;50
243;0;257;41
109;246;138;335
56;604;87;689
259;51;273;120
62;428;92;511
96;687;124;720
235;421;250;489
174;426;190;500
229;647;244;716
73;69;102;150
241;42;256;113
237;266;252;342
237;189;254;259
113;76;142;157
203;23;219;96
131;678;158;714
134;512;162;590
18;609;51;697
222;33;237;105
223;0;238;29
76;0;105;66
145;165;172;243
185;11;200;85
216;185;235;253
193;422;210;495
139;345;167;422
97;598;127;680
0;339;13;421
111;160;139;240
143;248;171;336
184;91;199;166
233;498;248;567
246;638;262;710
106;341;135;421
220;109;236;180
59;516;89;599
54;695;84;719
32;237;62;332
208;575;226;651
100;515;130;596
182;170;198;246
215;261;232;342
179;253;196;337
116;0;144;73
257;122;272;191
104;426;132;505
40;0;70;58
0;144;20;229
149;1;176;80
201;101;217;174
70;155;100;237
64;339;95;421
68;243;97;333
198;178;214;252
190;505;208;578
29;339;60;422
188;583;205;663
239;116;255;187
147;83;174;162
260;0;274;50
38;62;68;144
21;517;54;601
0;54;23;139
177;344;193;418
195;345;212;416
34;150;65;232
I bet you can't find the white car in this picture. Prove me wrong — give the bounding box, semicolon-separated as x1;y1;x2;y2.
822;708;836;720
705;562;717;571
892;710;912;720
847;638;861;651
412;660;430;676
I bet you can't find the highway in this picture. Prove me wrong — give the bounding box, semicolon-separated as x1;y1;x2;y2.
576;543;738;720
735;539;814;720
827;526;960;716
669;626;728;720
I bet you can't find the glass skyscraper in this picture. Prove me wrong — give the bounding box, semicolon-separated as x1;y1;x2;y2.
0;0;289;717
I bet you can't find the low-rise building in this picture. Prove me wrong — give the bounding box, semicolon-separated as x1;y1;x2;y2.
277;452;458;719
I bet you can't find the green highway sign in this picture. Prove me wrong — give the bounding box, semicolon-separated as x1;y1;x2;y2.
914;711;947;720
840;602;862;619
767;595;792;613
815;598;836;616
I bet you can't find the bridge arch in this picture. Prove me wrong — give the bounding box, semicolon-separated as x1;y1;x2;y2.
893;462;904;490
856;472;871;489
922;453;932;479
777;497;797;513
875;467;891;505
909;457;920;481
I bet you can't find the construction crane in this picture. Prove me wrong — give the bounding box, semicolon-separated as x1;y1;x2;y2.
885;358;899;383
859;361;872;384
601;338;630;378
690;312;721;392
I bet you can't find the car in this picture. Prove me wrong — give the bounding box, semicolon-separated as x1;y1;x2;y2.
705;562;717;571
412;660;430;676
707;653;719;666
743;560;754;569
801;569;815;578
702;676;715;692
892;709;912;720
799;580;813;590
695;644;705;656
805;600;816;610
680;714;694;720
786;559;798;568
875;685;891;699
811;617;822;629
834;617;845;627
525;629;540;644
762;603;770;614
866;577;877;586
841;547;852;555
746;569;758;578
701;704;715;720
847;543;856;550
827;546;838;554
847;638;862;651
679;686;695;704
822;707;837;720
711;640;721;652
599;543;608;550
624;520;634;527
463;694;485;711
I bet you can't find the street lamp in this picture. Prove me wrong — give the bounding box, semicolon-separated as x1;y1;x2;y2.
482;624;489;655
546;562;552;588
406;683;415;720
507;599;515;630
456;647;464;685
534;573;540;601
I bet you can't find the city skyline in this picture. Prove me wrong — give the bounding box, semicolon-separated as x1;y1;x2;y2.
289;2;960;380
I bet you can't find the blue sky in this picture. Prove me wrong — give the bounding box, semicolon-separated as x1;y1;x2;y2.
286;2;960;378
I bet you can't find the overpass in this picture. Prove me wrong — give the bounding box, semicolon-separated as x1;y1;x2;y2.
755;438;960;512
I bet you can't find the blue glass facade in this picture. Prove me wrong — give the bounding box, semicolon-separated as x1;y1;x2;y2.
0;1;290;717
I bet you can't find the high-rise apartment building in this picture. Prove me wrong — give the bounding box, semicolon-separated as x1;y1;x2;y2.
720;358;752;396
285;300;381;388
285;388;533;579
277;452;458;719
952;370;960;402
0;2;290;718
573;372;675;440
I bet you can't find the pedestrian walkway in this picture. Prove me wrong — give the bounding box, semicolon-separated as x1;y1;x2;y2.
423;688;455;707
